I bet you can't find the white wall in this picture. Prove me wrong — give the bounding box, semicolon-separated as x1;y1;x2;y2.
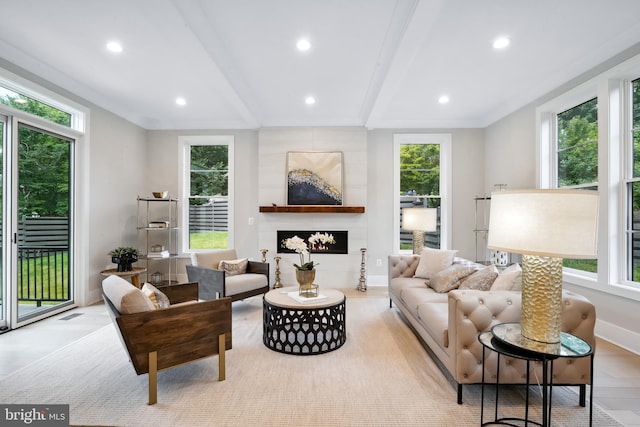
257;127;367;287
86;109;147;303
144;129;260;282
484;105;536;193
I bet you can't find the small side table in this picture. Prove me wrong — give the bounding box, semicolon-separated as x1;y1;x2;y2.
100;267;147;288
479;322;593;427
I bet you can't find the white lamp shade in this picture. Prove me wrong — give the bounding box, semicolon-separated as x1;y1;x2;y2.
402;208;438;232
487;189;599;259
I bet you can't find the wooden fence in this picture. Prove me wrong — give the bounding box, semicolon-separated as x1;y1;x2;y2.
189;199;228;232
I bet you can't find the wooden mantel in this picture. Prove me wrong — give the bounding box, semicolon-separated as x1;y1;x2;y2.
259;205;365;214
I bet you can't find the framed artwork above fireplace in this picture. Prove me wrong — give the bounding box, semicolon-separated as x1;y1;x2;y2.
286;151;343;205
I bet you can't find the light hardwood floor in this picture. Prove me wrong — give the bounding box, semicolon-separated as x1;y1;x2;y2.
0;298;639;426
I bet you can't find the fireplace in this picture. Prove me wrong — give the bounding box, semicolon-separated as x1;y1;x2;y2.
277;230;348;254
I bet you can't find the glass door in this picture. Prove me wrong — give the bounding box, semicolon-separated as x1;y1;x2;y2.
14;122;73;324
0;119;5;331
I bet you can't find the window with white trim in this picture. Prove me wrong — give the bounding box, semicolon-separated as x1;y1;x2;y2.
626;78;640;282
179;136;234;252
393;134;452;253
540;97;598;274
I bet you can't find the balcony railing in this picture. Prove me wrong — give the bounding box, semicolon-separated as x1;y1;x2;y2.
17;247;69;306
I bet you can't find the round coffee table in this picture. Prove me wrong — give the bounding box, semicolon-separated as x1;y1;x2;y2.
263;286;346;355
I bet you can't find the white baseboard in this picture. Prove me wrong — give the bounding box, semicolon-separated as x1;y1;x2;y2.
366;275;387;286
595;319;640;355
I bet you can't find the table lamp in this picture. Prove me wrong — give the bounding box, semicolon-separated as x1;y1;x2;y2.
487;189;598;348
402;208;438;254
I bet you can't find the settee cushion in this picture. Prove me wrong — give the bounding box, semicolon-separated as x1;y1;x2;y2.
191;249;238;269
459;264;499;291
225;273;268;296
219;258;249;276
417;303;450;350
103;275;156;314
429;264;476;293
142;282;170;309
414;248;457;279
491;263;522;291
398;286;447;317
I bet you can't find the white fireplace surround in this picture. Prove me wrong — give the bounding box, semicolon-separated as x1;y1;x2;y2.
258;128;367;287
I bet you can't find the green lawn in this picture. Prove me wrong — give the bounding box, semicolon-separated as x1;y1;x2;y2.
190;231;228;249
563;259;597;273
18;251;69;304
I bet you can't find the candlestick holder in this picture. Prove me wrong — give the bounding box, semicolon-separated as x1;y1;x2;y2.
260;248;268;263
273;256;283;289
357;247;367;292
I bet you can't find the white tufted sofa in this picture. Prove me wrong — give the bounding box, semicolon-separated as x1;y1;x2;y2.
388;254;596;405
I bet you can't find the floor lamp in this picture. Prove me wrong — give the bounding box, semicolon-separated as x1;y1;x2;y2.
402;208;438;254
487;189;598;350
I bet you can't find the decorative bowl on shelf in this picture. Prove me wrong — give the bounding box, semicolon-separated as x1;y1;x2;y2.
152;191;168;199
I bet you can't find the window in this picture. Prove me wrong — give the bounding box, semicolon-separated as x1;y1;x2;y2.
180;136;234;252
0;72;84;132
554;98;599;273
556;98;598;189
393;134;451;252
626;78;640;282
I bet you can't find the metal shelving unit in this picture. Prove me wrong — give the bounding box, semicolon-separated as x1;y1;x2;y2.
137;196;179;285
474;195;491;264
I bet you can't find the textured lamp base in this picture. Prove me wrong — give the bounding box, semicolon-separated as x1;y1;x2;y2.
521;254;563;346
412;231;425;254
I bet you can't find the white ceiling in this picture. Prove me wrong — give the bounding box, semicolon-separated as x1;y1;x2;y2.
1;0;640;130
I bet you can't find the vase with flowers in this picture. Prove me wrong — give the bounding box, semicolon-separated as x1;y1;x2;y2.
281;232;336;297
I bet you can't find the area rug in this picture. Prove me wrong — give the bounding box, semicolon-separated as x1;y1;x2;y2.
0;289;620;426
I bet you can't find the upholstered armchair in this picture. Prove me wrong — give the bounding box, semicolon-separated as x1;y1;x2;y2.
186;249;269;302
102;275;232;405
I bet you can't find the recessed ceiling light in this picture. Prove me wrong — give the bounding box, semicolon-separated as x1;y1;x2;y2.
175;97;186;106
106;41;123;53
305;96;316;105
297;39;312;51
492;36;510;49
438;95;450;104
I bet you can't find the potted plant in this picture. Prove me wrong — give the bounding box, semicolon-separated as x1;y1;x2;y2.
281;233;336;297
109;246;138;272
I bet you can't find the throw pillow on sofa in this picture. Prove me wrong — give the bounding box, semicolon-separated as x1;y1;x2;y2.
414;247;457;279
142;282;171;309
429;264;477;293
219;258;249;276
490;263;522;291
458;264;499;291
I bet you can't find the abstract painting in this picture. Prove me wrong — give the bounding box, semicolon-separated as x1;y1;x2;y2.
286;151;343;205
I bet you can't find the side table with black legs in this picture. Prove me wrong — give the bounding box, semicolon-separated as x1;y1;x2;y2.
478;322;594;427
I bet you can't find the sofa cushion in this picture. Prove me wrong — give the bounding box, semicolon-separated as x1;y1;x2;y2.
102;275;156;314
219;258;249;276
414;247;457;279
429;264;476;293
225;273;268;296
400;286;448;319
416;302;449;350
141;282;170;309
491;263;522;291
458;264;499;291
389;276;426;298
191;249;238;269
